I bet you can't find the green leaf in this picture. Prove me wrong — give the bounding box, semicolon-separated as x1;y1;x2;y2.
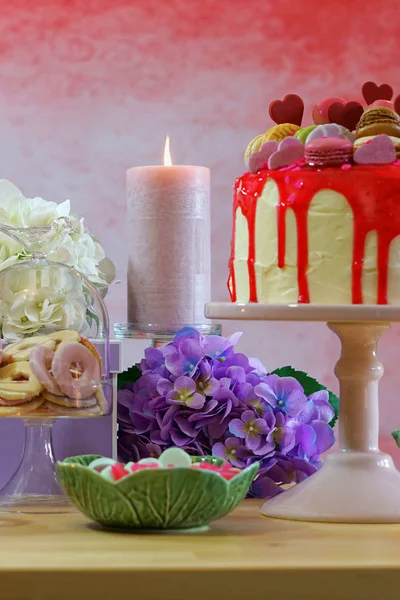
62;454;102;466
392;430;400;448
117;364;142;390
271;365;339;428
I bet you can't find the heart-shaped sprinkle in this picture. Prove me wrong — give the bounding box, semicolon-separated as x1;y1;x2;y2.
394;94;400;116
353;134;397;165
362;81;394;105
327;101;364;131
248;141;278;172
269;94;304;127
268;137;304;170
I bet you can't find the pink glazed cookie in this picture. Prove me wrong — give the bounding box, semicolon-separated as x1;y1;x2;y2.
305;136;353;167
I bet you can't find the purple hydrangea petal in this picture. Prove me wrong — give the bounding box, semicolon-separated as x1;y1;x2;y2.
174;415;198;437
308;390;329;403
253;440;275;456
203;377;220;396
208;418;230;440
254;417;270;435
170;428;193;447
212;442;228;461
157;377;173;395
229;418;246;438
226;366;246;383
312;419;335;454
284;390;308;416
294;400;319;424
274;426;295;452
254;382;277;407
249;357;268;376
144;347;165;369
203;335;228;358
245;431;262;452
296;424;317;457
275;376;304;399
185;392;206;409
175;376;196;394
309;391;335;423
250;474;283;498
241;409;256;423
172;326;202;347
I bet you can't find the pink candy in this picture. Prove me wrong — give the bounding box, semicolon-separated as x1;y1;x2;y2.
312;97;346;125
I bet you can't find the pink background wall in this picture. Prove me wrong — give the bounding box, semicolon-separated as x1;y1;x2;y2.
1;0;400;461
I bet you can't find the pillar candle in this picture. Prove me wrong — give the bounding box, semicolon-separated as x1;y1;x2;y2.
126;161;210;326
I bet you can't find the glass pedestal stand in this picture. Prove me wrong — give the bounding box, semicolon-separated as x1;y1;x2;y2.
114;322;221;346
205;302;400;523
0;419;73;513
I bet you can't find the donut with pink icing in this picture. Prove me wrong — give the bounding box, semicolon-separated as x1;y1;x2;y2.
52;341;100;400
29;346;63;396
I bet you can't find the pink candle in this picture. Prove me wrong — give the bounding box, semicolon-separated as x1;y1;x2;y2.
126;139;211;326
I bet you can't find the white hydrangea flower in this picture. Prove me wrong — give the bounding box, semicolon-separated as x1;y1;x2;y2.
0;180;115;290
0;287;87;340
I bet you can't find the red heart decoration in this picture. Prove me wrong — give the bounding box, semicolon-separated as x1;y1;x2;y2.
362;81;393;105
394;94;400;115
327;101;364;131
269;94;304;127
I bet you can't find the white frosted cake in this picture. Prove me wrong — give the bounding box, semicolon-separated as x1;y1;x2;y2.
229;84;400;304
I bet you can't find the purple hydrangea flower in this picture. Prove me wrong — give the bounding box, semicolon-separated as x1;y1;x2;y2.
166;376;205;409
255;375;307;416
212;437;248;468
117;327;336;500
229;409;273;452
203;332;242;359
195;361;220;396
165;339;205;376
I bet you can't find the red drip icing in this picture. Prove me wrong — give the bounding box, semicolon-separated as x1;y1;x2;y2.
229;165;400;304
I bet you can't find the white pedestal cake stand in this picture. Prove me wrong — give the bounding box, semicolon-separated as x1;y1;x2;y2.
205;303;400;523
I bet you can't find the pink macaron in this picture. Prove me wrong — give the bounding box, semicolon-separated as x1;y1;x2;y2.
305;136;354;167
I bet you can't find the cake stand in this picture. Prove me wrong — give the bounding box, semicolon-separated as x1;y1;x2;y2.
205;302;400;523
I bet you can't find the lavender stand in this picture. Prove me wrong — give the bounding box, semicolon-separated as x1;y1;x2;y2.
205;303;400;523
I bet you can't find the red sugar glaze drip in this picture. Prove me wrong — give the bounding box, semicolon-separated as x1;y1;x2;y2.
229;165;400;304
229;173;269;302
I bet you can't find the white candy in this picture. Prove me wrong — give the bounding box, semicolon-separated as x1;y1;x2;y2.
100;465;116;482
306;123;356;143
88;457;117;473
159;448;192;468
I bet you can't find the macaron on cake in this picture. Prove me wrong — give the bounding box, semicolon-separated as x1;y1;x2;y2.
56;449;259;531
229;81;400;305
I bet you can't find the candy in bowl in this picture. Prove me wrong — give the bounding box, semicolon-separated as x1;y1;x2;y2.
56;449;259;531
0;218;112;513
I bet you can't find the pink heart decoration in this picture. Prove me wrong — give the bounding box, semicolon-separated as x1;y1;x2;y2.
268;137;305;170
248;141;278;172
353;134;397;165
362;81;393;105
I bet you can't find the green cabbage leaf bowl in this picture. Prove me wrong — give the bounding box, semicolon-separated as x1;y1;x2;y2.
57;455;259;531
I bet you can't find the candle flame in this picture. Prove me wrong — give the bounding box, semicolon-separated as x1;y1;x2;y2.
164;135;172;166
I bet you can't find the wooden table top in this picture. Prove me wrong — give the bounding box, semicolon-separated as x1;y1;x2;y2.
1;499;400;600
